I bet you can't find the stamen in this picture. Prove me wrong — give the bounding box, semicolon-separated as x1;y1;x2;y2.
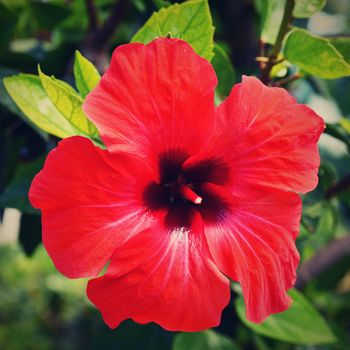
178;184;202;204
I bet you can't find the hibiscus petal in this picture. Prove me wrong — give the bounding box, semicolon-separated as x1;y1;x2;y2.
87;211;230;331
211;76;325;194
204;183;301;323
83;38;217;158
29;136;156;278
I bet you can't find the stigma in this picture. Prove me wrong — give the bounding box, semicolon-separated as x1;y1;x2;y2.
178;184;203;205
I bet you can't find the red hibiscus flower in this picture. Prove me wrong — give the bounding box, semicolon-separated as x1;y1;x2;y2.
29;38;324;331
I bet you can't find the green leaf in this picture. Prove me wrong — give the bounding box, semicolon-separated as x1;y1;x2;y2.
340;117;350;133
255;0;285;45
0;157;44;214
74;50;101;98
318;161;338;189
235;288;337;345
256;0;326;43
173;330;240;350
293;0;326;18
314;201;337;239
284;28;350;79
0;68;47;137
330;37;350;64
29;1;70;31
131;0;215;61
212;44;236;97
270;57;291;78
3;74;78;138
38;67;98;137
0;4;17;51
153;0;172;9
315;254;350;291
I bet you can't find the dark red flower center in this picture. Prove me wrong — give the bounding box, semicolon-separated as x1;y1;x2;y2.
143;150;231;229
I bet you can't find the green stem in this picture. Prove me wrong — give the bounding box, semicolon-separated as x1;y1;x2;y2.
273;72;301;87
261;0;295;84
271;0;295;58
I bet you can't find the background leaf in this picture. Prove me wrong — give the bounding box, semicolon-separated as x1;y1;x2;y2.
293;0;326;18
173;330;240;350
256;0;326;44
212;44;236;97
131;0;215;61
255;0;285;45
3;74;78;139
0;3;17;51
29;1;70;31
340;117;350;133
0;157;43;214
38;67;98;138
235;288;337;345
74;50;101;98
330;37;350;64
318;160;338;190
314;202;338;239
284;28;350;79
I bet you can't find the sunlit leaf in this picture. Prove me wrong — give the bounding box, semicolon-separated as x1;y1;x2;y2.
255;0;285;45
74;50;101;98
3;74;78;138
340;117;350;133
284;28;350;79
293;0;326;18
173;330;240;350
255;0;326;44
235;288;337;344
131;0;215;61
38;67;99;137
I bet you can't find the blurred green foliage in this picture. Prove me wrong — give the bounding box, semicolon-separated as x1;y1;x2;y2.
235;289;336;345
0;0;350;349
